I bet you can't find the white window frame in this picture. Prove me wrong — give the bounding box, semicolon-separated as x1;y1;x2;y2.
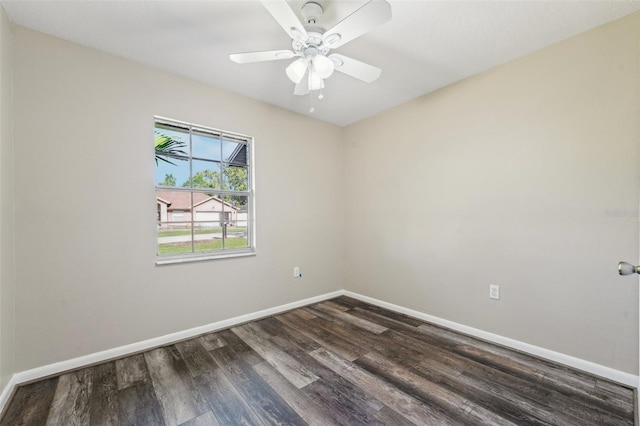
154;116;255;265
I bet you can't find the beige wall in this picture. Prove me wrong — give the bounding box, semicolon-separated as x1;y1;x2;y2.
0;7;15;387
344;13;640;373
0;5;15;390
11;26;344;371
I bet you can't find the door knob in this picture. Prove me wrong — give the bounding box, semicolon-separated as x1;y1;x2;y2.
618;261;640;275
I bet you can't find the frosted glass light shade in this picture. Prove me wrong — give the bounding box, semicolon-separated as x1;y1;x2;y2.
286;58;308;84
308;69;325;91
312;55;334;79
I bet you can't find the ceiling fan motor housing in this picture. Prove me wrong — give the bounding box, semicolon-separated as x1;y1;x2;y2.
292;29;329;57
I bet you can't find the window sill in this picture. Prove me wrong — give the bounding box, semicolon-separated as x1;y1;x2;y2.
156;249;256;266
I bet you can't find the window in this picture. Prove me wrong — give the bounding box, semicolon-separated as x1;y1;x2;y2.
154;117;254;264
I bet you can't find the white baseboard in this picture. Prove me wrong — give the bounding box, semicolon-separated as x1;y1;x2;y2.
0;375;17;417
344;290;640;388
1;288;637;416
0;290;344;414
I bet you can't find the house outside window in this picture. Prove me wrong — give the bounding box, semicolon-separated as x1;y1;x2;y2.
154;117;254;264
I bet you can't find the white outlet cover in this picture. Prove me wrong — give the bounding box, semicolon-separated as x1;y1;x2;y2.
489;285;500;300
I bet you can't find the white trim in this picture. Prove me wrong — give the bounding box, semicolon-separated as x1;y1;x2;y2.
0;290;343;414
344;291;640;388
156;250;256;266
0;289;637;416
0;375;18;416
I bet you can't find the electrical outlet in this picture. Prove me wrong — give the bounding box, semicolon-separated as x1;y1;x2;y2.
293;267;301;278
489;284;500;300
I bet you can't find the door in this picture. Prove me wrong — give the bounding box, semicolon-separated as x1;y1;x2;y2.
618;261;640;408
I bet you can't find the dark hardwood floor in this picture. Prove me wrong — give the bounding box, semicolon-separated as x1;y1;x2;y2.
1;296;635;425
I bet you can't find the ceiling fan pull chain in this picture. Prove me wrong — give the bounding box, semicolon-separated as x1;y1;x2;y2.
309;91;315;113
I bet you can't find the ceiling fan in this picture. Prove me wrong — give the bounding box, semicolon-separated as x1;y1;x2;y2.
230;0;392;98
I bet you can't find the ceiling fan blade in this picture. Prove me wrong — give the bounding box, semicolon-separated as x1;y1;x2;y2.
230;50;294;64
329;54;381;83
260;1;308;42
322;0;391;49
294;80;310;96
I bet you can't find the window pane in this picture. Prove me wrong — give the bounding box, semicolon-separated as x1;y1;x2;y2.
194;195;230;222
192;196;238;250
192;131;221;162
155;156;189;187
157;221;193;256
191;160;222;190
193;222;225;252
227;207;249;249
157;189;187;229
223;165;249;192
223;139;248;166
222;194;249;247
220;192;249;208
155;126;190;158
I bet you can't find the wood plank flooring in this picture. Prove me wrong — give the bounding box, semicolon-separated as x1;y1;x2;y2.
1;296;635;425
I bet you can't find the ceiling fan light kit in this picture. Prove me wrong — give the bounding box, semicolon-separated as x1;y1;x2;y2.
286;58;308;83
311;54;334;78
229;0;392;110
308;68;324;91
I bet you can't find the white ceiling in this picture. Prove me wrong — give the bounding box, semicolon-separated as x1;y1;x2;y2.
2;0;639;126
